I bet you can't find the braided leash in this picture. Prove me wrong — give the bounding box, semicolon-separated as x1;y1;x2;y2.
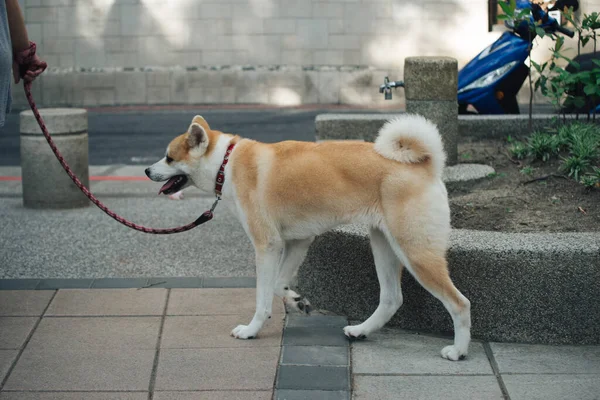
19;43;213;234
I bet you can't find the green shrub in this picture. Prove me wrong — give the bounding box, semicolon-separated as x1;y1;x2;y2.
580;175;599;188
508;122;599;185
527;132;560;161
560;156;591;181
570;133;599;160
509;142;529;159
520;166;535;175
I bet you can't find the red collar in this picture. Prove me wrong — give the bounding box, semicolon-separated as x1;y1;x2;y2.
194;142;236;225
214;142;235;198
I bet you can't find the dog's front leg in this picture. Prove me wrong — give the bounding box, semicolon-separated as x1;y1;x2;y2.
231;240;283;339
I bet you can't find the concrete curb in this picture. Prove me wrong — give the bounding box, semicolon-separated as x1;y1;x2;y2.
315;113;600;141
297;225;600;345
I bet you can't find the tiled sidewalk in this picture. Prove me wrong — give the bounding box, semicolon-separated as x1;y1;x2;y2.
351;328;600;400
0;288;283;399
1;286;599;400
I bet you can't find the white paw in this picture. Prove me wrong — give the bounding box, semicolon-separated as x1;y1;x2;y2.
441;345;467;361
230;324;257;339
343;325;368;340
284;295;312;315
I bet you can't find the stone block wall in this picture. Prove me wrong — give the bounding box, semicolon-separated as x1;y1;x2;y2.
11;65;405;108
12;0;600;107
22;0;495;69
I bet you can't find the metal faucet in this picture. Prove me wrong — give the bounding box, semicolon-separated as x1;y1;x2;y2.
379;76;404;100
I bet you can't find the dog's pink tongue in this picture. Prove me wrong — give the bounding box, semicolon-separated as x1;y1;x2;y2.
159;177;178;195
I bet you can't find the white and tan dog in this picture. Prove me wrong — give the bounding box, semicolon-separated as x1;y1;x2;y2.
145;114;471;361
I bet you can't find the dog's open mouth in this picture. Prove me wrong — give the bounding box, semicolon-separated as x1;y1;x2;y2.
159;175;188;195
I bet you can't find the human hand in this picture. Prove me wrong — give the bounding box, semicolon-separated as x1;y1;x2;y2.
13;42;47;84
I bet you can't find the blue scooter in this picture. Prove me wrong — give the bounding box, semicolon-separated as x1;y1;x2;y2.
380;0;598;115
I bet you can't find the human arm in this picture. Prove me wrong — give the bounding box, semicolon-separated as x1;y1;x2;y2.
5;0;46;83
6;0;29;53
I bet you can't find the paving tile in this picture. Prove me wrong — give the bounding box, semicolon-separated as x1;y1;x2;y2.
4;349;156;391
0;393;148;400
0;279;40;290
161;315;284;348
275;390;349;400
24;317;161;351
3;317;160;391
91;278;149;288
277;365;348;391
351;330;493;375
352;375;503;400
155;347;280;391
0;350;18;383
203;277;256;288
283;326;349;347
0;317;37;349
282;345;348;366
45;288;167;316
167;288;284;316
153;391;272;400
286;315;347;328
36;278;93;290
146;277;202;288
0;291;54;316
490;342;600;374
503;374;600;400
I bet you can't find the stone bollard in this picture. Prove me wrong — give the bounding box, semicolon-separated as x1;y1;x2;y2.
20;108;90;209
404;56;458;165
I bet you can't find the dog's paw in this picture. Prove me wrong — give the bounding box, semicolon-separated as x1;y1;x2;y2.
441;345;467;361
230;325;256;339
343;325;367;341
284;296;312;315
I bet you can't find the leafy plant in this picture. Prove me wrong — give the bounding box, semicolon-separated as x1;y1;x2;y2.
583;165;600;188
527;132;560;161
570;132;599;160
560;155;591;181
591;165;600;180
539;7;600;121
520;166;535;175
579;174;599;188
510;141;529;159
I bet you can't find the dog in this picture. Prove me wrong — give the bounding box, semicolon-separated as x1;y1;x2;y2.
145;114;471;361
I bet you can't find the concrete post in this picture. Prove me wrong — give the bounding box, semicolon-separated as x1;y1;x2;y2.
404;56;458;165
20;108;90;209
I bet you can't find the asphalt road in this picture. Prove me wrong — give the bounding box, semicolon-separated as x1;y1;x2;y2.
0;108;387;166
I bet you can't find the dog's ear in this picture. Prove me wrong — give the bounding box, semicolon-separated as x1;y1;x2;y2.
187;123;209;149
192;115;211;132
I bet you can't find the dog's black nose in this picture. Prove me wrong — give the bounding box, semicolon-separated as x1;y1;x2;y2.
144;168;151;178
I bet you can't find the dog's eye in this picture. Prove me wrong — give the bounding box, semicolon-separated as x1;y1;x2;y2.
165;156;173;163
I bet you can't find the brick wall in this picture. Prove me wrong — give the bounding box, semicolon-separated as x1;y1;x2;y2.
22;0;495;69
13;0;600;107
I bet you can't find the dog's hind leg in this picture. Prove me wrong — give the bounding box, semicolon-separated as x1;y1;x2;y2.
231;238;284;339
274;237;314;315
344;227;403;339
382;227;471;361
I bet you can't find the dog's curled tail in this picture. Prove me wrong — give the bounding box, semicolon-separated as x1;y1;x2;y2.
374;114;446;177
